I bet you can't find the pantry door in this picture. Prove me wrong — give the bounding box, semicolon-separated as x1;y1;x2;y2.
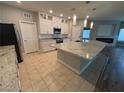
20;21;38;53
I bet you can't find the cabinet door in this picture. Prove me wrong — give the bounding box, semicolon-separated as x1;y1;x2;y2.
72;26;82;41
53;17;61;28
47;20;54;34
53;17;57;28
64;39;71;43
40;18;48;34
64;23;68;34
61;23;68;34
61;23;65;34
40;40;56;52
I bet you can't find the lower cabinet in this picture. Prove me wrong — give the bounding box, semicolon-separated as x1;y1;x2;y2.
40;39;56;52
40;38;71;52
64;38;71;43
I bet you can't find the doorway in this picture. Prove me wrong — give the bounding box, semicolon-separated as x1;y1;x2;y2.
118;28;124;42
20;20;38;53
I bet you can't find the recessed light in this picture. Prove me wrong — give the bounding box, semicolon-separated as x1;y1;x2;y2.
49;10;53;14
68;16;71;19
86;15;89;19
60;13;63;17
16;1;21;4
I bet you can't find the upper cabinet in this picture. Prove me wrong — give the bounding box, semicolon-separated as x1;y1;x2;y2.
61;19;68;34
47;20;53;34
38;12;69;34
39;13;48;34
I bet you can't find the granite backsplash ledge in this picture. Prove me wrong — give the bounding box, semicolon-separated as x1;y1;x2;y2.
0;45;21;92
39;34;68;39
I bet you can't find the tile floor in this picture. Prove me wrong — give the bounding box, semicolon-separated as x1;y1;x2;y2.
18;51;95;92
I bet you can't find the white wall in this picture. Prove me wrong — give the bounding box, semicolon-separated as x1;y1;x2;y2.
0;5;2;22
0;3;38;52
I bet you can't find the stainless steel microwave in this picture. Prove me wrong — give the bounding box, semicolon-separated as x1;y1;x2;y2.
53;28;61;34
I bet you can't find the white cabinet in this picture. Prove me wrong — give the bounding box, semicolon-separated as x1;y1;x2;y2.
47;20;54;34
64;38;71;43
64;23;68;34
39;12;69;35
61;23;64;34
39;14;48;34
53;16;57;28
61;23;68;34
40;39;56;52
53;16;61;28
72;26;82;41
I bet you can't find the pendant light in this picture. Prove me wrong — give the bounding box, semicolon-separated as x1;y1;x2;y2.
84;19;87;27
90;21;94;29
73;14;77;25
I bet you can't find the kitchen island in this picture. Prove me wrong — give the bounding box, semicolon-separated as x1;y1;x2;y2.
56;40;108;75
0;46;21;92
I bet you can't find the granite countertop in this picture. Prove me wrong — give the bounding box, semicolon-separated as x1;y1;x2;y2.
40;37;69;40
55;40;107;61
0;45;20;92
0;46;15;55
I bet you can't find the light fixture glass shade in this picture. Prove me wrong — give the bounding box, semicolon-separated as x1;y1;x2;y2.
86;15;89;19
60;13;63;17
68;16;71;19
73;15;77;25
90;21;94;29
49;10;53;14
16;1;21;3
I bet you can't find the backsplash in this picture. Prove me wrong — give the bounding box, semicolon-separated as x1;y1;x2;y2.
39;34;68;39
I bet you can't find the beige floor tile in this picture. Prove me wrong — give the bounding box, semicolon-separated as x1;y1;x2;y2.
21;87;33;92
48;80;64;92
31;79;48;91
21;79;32;91
63;83;80;92
43;73;56;85
19;51;95;92
79;79;95;92
38;87;50;92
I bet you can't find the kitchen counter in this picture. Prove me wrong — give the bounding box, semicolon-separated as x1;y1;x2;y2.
0;45;21;91
57;40;108;75
57;40;107;60
40;37;71;52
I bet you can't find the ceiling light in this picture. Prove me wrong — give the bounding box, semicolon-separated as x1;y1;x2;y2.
86;15;89;19
60;13;63;17
16;1;21;4
49;10;53;14
68;16;71;19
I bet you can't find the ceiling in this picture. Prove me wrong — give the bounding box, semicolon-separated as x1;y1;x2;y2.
1;1;124;21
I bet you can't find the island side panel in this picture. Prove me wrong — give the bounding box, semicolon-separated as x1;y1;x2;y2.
57;49;81;74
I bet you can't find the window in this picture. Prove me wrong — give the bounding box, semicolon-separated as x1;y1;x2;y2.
82;28;90;40
118;29;124;42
